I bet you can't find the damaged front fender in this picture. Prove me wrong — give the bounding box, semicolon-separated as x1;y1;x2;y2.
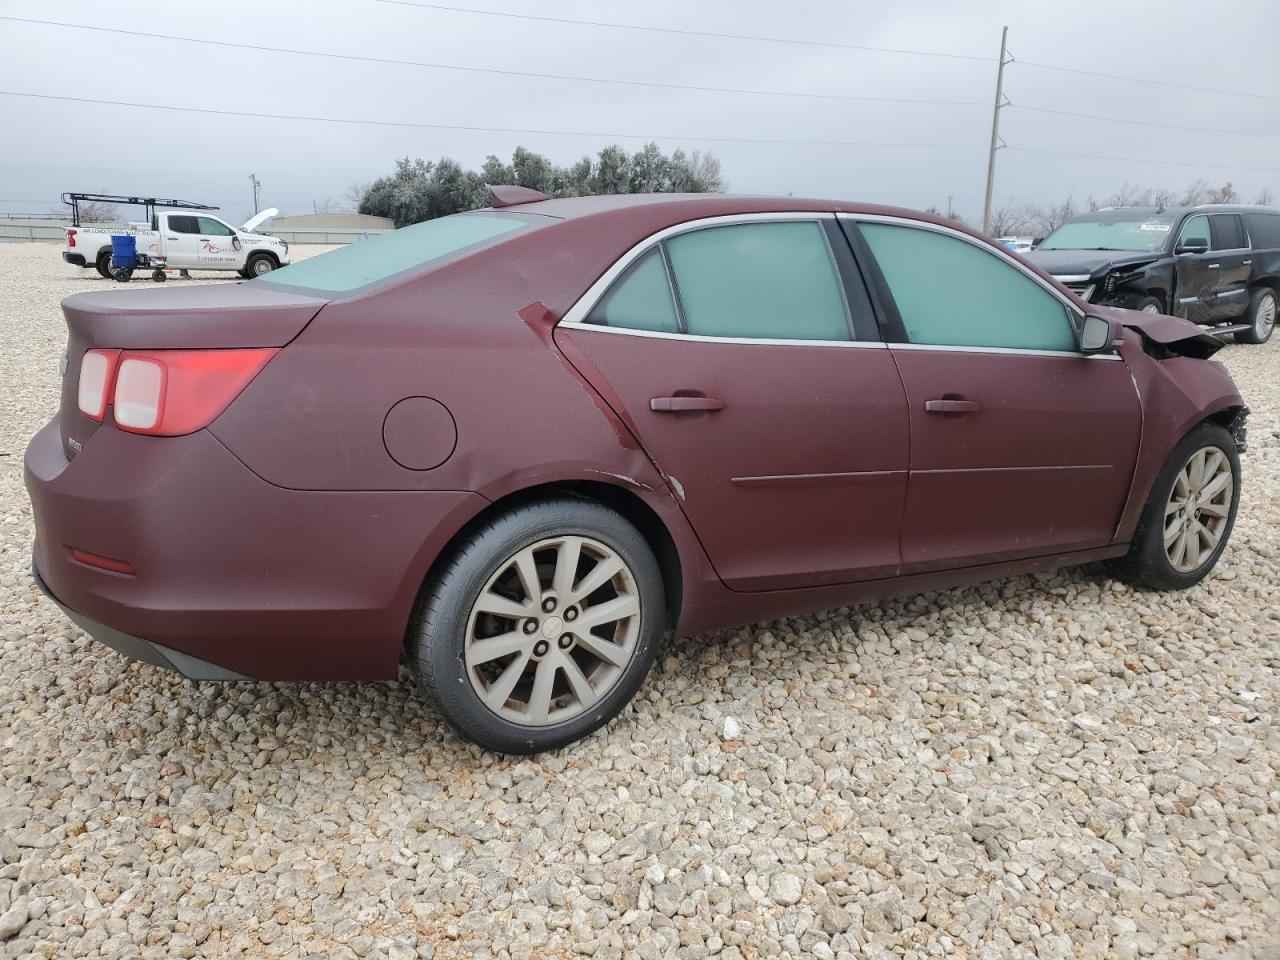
1095;305;1225;359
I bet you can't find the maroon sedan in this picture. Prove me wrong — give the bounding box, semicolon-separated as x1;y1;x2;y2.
26;189;1247;753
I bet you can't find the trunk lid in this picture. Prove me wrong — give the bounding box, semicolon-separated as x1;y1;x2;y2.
59;282;328;458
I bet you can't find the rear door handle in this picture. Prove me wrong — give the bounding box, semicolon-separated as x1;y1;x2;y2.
650;396;724;413
1208;263;1220;269
925;399;980;414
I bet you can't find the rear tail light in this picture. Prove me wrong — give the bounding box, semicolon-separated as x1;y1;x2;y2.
78;347;277;436
67;228;77;248
77;349;120;421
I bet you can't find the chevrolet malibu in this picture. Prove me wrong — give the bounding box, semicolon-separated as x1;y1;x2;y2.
26;188;1247;753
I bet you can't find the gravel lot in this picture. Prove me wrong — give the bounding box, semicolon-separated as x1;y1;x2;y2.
0;241;1277;959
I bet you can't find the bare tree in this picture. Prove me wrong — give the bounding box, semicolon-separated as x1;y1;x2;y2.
1255;187;1275;206
1206;181;1239;204
986;199;1036;236
53;200;118;223
1030;194;1077;234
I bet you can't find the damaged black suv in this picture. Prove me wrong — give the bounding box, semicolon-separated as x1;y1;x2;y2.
1026;205;1280;344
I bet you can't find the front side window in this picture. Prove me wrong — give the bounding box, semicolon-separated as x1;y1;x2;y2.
197;217;235;237
586;249;680;333
665;222;849;340
1177;215;1211;249
860;222;1077;352
168;215;199;235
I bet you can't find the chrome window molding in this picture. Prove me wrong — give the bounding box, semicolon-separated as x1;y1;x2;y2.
558;212;850;339
1052;274;1093;284
890;342;1121;361
558;323;888;349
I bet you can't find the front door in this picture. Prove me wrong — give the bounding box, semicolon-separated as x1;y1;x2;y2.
851;217;1142;571
556;216;910;591
191;216;242;270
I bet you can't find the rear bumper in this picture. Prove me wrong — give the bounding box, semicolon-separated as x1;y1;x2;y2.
25;417;485;680
63;252;87;267
32;563;249;679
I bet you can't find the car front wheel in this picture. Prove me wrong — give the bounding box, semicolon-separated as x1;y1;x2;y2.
1112;421;1240;590
410;498;665;754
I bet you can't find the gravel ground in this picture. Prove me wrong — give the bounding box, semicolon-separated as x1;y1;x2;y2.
0;242;1277;959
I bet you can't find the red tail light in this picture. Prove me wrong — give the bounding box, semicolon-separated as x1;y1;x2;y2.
112;348;278;435
67;228;77;248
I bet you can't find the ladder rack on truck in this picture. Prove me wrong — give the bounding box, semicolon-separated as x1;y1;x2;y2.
61;193;219;227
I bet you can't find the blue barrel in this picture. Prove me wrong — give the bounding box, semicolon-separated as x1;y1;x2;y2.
110;234;137;269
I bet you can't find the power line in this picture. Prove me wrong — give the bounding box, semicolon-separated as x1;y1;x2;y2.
1010;104;1279;138
0;90;987;151
374;0;994;61
1015;59;1280;103
1008;145;1280;175
0;17;987;109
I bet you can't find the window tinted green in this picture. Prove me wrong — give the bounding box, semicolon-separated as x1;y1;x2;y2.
197;217;235;237
586;248;680;333
260;213;536;295
665;221;849;340
861;223;1077;352
1177;215;1210;248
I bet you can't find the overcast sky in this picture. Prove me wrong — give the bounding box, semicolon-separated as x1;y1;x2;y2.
2;0;1277;225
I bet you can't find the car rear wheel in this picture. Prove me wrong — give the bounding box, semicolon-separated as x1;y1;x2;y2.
95;251;113;279
410;498;665;754
1111;421;1240;590
1238;287;1276;345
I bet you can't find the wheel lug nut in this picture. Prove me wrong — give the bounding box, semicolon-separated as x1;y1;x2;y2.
534;641;549;656
564;607;577;621
523;620;537;635
558;634;573;649
541;597;557;613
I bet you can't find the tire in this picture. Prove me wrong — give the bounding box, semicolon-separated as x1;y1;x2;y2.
245;253;277;277
112;267;133;283
410;498;665;754
95;251;113;279
1131;295;1164;315
1111;422;1240;590
1237;287;1276;345
153;269;166;282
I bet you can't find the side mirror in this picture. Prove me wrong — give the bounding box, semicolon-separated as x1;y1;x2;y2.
1176;238;1209;255
1079;314;1116;354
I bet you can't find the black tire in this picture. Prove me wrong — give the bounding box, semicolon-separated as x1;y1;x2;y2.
1111;421;1240;590
112;267;133;283
1130;294;1164;315
410;498;665;754
245;253;277;277
95;251;113;279
1236;287;1276;345
152;269;166;282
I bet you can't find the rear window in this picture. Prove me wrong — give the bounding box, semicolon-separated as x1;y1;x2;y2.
1245;212;1280;249
258;212;544;295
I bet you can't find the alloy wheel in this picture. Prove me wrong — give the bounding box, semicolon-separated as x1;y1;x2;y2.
1163;445;1233;573
464;536;641;726
1256;293;1276;339
1141;302;1162;314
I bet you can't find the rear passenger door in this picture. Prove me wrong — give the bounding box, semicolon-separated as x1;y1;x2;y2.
556;215;911;591
162;214;201;267
1207;213;1252;320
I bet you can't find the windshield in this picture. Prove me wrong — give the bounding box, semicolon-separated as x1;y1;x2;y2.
258;211;544;295
1039;216;1176;252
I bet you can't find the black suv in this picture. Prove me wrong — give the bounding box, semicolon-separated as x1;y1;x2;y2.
1026;205;1280;344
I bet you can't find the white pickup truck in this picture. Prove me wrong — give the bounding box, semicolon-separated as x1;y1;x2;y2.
63;207;289;279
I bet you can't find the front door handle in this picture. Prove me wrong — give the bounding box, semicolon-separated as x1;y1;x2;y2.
650;396;724;413
925;398;980;414
1207;263;1220;269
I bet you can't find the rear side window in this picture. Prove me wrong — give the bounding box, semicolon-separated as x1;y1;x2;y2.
1245;213;1280;248
861;222;1077;352
260;212;541;295
1210;214;1246;250
168;216;199;235
665;222;849;340
586;249;680;333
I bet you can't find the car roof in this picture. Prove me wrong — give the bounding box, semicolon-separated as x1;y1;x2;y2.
479;191;945;226
1072;204;1278;221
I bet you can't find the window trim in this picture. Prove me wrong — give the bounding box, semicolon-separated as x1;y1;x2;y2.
838;213;1119;360
559;212;873;346
585;246;682;335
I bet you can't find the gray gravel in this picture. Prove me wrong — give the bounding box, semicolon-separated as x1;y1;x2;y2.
1;243;1278;959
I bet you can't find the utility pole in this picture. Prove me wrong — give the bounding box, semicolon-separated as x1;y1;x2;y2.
946;195;955;220
981;26;1010;236
249;173;261;215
